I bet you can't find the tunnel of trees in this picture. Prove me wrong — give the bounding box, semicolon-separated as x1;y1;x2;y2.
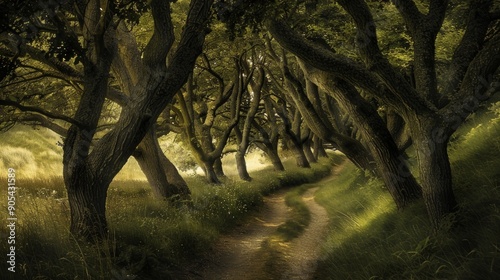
0;0;499;240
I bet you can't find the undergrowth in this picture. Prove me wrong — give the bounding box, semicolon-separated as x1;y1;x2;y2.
0;154;335;279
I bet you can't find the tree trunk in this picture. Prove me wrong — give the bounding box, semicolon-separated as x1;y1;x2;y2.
289;138;310;168
313;135;328;158
236;150;252;181
134;127;190;199
204;161;221;184
214;157;225;177
255;142;285;171
413;123;458;229
302;65;422;208
66;168;109;240
268;149;285;171
303;139;317;163
61;0;214;240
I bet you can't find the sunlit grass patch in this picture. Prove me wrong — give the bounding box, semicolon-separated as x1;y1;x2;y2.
0;151;336;279
314;103;500;279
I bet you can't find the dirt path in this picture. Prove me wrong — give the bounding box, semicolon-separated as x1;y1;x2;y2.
280;187;330;280
187;173;333;280
195;189;291;280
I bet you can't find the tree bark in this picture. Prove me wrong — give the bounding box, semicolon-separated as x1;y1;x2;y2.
214;157;225;177
252;120;285;171
257;142;285;171
204;160;221;184
134;127;190;199
234;66;265;181
301;64;422;208
63;0;213;239
412;118;458;229
235;150;252;181
66;166;109;240
302;134;317;163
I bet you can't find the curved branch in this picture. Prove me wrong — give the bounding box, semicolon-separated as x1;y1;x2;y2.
441;0;494;100
16;113;68;137
337;0;430;109
268;19;432;115
442;30;500;128
142;0;174;69
0;99;85;127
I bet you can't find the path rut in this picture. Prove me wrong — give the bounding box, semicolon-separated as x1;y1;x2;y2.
281;187;330;280
188;176;334;280
196;189;290;280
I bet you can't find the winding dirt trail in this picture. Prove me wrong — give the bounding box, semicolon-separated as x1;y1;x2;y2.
186;172;335;280
280;186;330;280
195;189;290;280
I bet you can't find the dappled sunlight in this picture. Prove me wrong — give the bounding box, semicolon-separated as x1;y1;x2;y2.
324;196;395;249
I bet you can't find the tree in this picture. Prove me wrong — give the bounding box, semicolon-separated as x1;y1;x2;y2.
234;61;266;181
267;0;500;228
171;52;249;184
0;6;190;201
1;0;214;240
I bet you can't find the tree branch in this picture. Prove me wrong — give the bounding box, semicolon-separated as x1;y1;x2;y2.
0;99;85;128
441;0;494;101
268;19;432;115
16;113;68;137
442;30;500;128
142;0;174;69
391;0;423;36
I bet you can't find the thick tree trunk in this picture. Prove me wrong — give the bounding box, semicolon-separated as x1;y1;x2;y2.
302;65;422;208
312;135;328;158
134;127;190;199
288;138;310;168
214;157;225;177
63;0;213;240
267;147;285;171
413;124;458;229
255;142;285;171
236;150;252;181
204;161;221;184
303;139;317;163
66;168;109;240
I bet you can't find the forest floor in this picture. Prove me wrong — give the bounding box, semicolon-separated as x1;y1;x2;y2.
184;173;337;280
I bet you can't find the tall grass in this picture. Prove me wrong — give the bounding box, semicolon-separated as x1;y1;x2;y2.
0;152;335;279
314;102;500;279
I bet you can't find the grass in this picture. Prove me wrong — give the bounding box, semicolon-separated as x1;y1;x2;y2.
313;102;500;279
2;103;498;279
0;145;336;279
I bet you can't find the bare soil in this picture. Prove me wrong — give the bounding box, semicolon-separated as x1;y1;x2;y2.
280;187;330;280
182;174;333;280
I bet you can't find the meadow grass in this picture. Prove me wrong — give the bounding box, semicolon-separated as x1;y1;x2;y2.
0;150;335;279
314;102;500;279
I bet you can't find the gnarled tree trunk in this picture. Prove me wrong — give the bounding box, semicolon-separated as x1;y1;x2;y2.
63;0;214;240
134;127;190;199
412;117;458;228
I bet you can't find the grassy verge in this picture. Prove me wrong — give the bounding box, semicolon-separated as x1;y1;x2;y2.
314;102;500;279
0;155;336;279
